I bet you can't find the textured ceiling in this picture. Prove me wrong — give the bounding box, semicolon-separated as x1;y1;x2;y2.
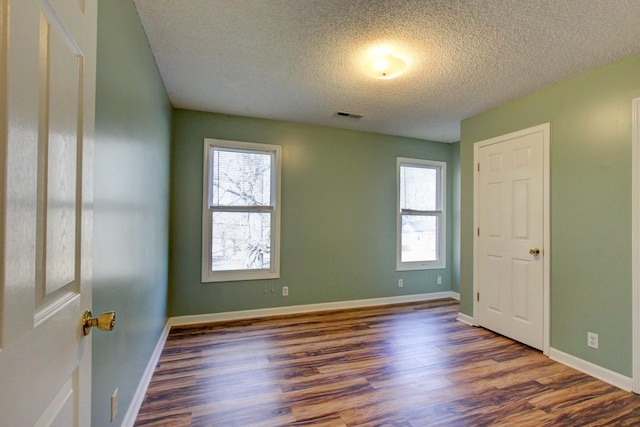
133;0;640;143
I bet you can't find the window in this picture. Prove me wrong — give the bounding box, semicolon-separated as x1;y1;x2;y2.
202;139;281;282
397;158;446;270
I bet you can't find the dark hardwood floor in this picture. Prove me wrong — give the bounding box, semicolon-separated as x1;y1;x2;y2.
134;299;640;426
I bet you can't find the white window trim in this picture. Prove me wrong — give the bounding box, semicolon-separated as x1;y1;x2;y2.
201;138;281;283
396;157;446;271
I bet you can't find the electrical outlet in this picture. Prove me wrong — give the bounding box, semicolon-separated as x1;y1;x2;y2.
398;279;403;288
111;388;118;422
587;332;599;349
437;275;442;285
282;286;289;296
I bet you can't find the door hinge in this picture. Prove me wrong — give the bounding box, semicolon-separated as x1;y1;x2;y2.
477;292;480;302
477;163;480;172
477;227;480;237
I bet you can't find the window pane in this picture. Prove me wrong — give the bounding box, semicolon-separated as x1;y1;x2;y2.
211;212;271;271
211;149;272;207
401;214;438;262
400;165;437;211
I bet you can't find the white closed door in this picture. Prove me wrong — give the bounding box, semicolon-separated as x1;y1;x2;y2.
0;0;97;425
476;125;547;350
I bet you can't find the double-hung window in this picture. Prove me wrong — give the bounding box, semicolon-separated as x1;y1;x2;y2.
397;158;446;270
202;139;281;282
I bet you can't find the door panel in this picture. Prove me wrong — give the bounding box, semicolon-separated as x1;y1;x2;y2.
487;182;502;236
486;255;503;313
511;259;530;321
36;0;82;317
477;128;545;350
512;180;530;239
0;0;96;425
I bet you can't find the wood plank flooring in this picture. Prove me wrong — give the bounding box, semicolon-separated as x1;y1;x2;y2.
134;299;640;426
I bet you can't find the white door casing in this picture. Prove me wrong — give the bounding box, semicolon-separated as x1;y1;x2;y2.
0;0;96;425
473;123;550;353
632;97;640;393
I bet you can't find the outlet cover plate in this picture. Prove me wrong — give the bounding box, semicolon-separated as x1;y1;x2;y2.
587;332;599;349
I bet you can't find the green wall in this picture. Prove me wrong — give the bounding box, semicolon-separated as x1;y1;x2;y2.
93;0;171;425
460;53;640;376
170;110;454;316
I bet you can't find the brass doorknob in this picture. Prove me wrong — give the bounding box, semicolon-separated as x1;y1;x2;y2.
529;248;540;256
82;310;116;336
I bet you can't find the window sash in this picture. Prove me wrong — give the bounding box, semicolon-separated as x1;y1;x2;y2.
208;147;275;209
400;212;441;263
399;163;442;212
209;210;274;274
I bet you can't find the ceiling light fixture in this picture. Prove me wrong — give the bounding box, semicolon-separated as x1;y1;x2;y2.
365;52;407;79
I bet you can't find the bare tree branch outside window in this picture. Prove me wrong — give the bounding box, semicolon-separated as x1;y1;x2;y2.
210;150;273;271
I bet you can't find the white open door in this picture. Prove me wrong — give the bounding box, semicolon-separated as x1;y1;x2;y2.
474;124;550;352
0;0;97;425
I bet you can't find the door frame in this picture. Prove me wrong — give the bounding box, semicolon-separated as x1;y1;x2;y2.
473;123;551;355
632;97;640;393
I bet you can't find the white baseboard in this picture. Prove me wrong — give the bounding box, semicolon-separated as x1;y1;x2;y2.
121;321;171;427
549;347;633;392
170;291;459;326
456;312;475;326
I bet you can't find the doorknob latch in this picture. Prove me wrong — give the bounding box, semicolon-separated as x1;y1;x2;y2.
529;248;541;256
82;310;116;336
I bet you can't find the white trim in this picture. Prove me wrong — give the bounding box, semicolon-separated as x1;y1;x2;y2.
170;292;459;326
473;123;551;355
396;157;447;271
201;138;282;283
456;312;475;326
120;322;171;427
632;97;640;393
549;347;633;392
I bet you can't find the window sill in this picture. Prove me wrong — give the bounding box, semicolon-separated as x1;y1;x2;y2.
202;270;280;283
396;262;446;271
